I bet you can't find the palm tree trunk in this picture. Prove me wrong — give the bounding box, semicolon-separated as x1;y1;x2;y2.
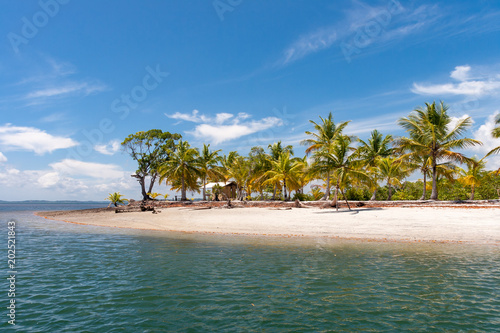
387;182;392;201
322;173;331;200
370;188;377;201
283;179;287;201
470;185;475;200
430;159;438;200
420;172;427;200
340;188;351;211
272;184;277;200
181;176;187;201
202;178;207;201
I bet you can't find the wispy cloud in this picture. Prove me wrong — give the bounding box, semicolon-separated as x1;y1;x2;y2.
26;81;107;99
281;27;338;65
0;152;7;163
0;124;78;155
412;65;500;97
50;159;125;179
166;110;283;144
94;140;121;156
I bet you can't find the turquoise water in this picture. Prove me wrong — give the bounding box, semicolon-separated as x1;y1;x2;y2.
1;203;499;332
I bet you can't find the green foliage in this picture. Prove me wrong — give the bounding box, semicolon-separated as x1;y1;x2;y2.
105;192;128;207
343;186;371;201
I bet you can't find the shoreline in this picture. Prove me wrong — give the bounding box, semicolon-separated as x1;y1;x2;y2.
36;202;500;245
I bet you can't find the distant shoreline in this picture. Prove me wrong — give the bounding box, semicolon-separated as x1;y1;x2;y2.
36;201;500;245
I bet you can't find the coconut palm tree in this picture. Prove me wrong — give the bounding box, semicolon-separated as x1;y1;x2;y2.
376;157;411;200
197;144;223;201
263;152;304;201
301;112;350;200
356;130;394;200
105;192;128;207
312;135;370;210
224;154;250;200
397;101;481;200
158;140;201;201
458;156;488;200
248;146;270;200
266;141;294;199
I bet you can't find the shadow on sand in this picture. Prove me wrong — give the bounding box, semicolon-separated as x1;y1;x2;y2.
313;207;384;214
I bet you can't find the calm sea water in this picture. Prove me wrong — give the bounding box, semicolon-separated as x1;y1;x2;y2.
1;202;499;332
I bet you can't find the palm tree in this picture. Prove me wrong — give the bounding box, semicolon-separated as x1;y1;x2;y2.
356;130;394;200
224;154;250;200
312;135;370;210
267;141;294;199
105;192;128;207
376;157;411;200
197;144;223;201
486;113;500;158
158;140;201;201
301;112;350;200
397;101;481;200
458;156;488;200
248;146;270;200
263;152;304;201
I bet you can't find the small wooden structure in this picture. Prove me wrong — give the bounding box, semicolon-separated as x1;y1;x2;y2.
205;181;237;200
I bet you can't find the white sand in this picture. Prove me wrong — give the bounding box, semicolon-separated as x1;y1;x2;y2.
39;207;500;244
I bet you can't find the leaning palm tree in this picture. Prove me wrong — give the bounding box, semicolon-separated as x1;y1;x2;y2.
356;129;394;200
301;112;350;200
263;152;303;201
197;144;224;201
397;101;481;200
158;140;201;201
105;192;128;207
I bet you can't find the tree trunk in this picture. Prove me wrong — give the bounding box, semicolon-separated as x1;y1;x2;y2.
470;185;475;200
202;178;207;201
387;182;392;201
370;188;377;201
181;176;187;201
272;184;277;200
322;173;331;200
283;179;287;201
147;173;157;196
331;179;339;211
133;174;151;201
340;188;351;211
430;159;438;200
420;172;427;200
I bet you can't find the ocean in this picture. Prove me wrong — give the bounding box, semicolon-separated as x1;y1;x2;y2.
1;202;499;332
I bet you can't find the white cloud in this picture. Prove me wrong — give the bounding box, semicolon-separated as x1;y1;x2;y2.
215;113;234;124
94;140;121;155
190;117;283;144
26;82;106;99
50;159;125;179
450;65;471;81
412;65;500;97
448;114;472;132
0;124;78;155
0;152;6;163
470;111;500;169
166;109;210;123
37;172;60;188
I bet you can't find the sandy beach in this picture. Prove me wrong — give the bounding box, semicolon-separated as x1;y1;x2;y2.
38;206;500;244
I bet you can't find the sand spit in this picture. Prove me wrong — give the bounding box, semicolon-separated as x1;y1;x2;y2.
37;201;500;245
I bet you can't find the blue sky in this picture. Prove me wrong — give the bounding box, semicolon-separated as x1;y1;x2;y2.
1;0;500;201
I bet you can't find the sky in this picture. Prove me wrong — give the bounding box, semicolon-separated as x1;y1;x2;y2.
1;0;500;201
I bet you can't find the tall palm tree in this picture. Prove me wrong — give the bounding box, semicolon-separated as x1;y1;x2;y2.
158;140;200;201
197;144;223;201
458;156;488;200
397;101;481;200
376;157;411;200
312;135;370;210
248;146;270;200
267;141;294;199
224;154;250;200
356;129;394;200
301;112;350;200
263;152;304;201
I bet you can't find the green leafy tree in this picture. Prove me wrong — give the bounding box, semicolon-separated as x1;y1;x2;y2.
122;129;181;200
301;112;350;200
486;113;500;159
197;144;223;201
158;140;200;201
263;152;304;201
376;157;411;200
267;141;294;199
356;130;394;200
458;156;488;200
105;192;128;207
397;101;481;200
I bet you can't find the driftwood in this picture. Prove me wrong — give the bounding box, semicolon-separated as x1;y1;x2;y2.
294;199;313;208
